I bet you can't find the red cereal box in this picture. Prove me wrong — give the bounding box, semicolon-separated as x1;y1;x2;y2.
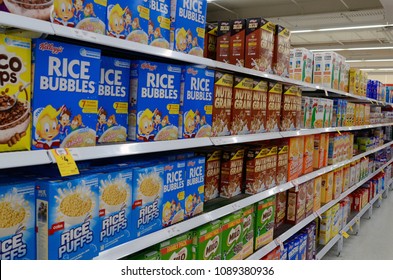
220;146;245;198
273;25;291;77
230;76;253;135
250;79;268;134
287;184;306;224
212;71;233;137
266;82;282;132
229;19;246;67
216;21;231;63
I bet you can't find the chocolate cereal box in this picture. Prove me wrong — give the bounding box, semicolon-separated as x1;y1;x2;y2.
221;211;243;260
179;66;214;138
97;56;130;144
216;21;230;63
231;76;253;135
149;0;171;48
286;184;306;224
212;71;233;137
276;139;289;185
266;82;282;132
245;145;267;194
128;60;181;142
229;19;246;67
160;232;194;260
254;196;275;250
32;39;101;149
273;25;291;77
220;146;244;198
241;205;254;259
250;79;268;134
280;85;302;131
0;35;32;152
36;174;99;260
184;157;205;219
170;0;207;57
204;23;217;59
193;219;222;260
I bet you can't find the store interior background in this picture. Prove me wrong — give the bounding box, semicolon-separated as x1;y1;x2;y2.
207;0;393;83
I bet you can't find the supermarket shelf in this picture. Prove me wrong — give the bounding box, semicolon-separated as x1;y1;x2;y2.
0;150;52;169
0;12;54;35
210;132;282;146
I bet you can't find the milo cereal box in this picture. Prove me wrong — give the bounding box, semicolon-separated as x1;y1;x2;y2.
221;211;243;260
159;232;194;260
184;157;205;219
193;219;222;260
97;56;130;144
32;39;101;149
220;146;245;198
0;178;35;260
149;0;171;48
241;205;254;259
36;174;99;260
128;60;181;142
179;65;214;138
0;35;31;152
124;246;160;260
212;71;233;137
51;0;107;34
254;196;276;250
170;0;207;57
250;79;268;134
231;76;253;135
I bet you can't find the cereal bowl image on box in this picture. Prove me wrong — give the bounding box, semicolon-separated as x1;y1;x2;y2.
2;0;53;20
136;169;163;205
100;175;130;214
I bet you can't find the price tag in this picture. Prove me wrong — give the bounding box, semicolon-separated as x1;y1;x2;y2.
51;148;79;177
276;238;284;251
342;231;350;239
324;89;329;97
336;129;342;135
349;226;353;232
315;210;323;220
379;195;383;201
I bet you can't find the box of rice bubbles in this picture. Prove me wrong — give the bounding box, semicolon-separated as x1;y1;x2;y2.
170;0;207;57
192;219;222;260
128;60;181;142
159;231;194;260
0;178;35;260
36;174;99;260
31;39;101;149
51;0;107;34
97;56;130;144
184;157;205;219
149;0;171;48
179;65;214;139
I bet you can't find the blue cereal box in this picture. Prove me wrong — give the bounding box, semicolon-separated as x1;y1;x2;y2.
184;157;205;219
149;0;171;48
0;178;35;260
51;0;107;34
36;174;99;260
179;65;214;138
128;60;181;142
98;170;133;252
106;0;149;43
162;161;185;227
32;39;101;149
97;56;130;144
170;0;207;56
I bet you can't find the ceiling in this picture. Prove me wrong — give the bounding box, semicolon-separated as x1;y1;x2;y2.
207;0;393;76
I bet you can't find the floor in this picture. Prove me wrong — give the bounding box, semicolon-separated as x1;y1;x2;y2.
323;189;393;260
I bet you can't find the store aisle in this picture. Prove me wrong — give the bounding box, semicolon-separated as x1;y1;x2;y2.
323;190;393;260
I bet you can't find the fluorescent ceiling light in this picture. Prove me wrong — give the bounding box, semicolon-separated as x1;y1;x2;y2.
292;24;393;34
360;68;393;71
347;59;393;63
310;46;393;52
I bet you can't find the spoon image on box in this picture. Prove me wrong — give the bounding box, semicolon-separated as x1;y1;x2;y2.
0;83;30;111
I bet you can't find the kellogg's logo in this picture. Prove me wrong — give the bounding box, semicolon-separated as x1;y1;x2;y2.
38;42;64;54
141;62;157;71
164;165;174;171
187;68;198;76
187;161;196;167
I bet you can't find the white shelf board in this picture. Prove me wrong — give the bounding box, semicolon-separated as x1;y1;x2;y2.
0;150;52;169
0;11;54;35
210;132;282;146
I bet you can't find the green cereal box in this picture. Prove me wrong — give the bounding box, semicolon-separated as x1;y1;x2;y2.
159;232;194;260
241;205;254;259
123;247;160;260
254;196;276;250
221;211;243;260
193;220;222;260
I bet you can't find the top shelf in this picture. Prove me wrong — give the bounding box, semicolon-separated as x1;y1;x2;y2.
0;12;392;107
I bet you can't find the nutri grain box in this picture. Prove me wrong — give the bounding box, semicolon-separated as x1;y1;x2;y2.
211;71;233;137
148;0;171;48
193;220;222;260
160;232;194;260
273;25;291;77
0;35;32;152
221;211;243;260
197;148;221;202
204;23;217;60
231;76;253;135
216;21;231;63
245;145;266;194
36;174;99;260
286;184;306;224
184;157;205;219
229;19;246;67
179;65;214;138
128;60;181;142
250;79;268;134
241;205;254;259
97;56;130;144
220;146;245;198
266;82;282;132
263;142;278;189
276;139;289;185
280;85;302;131
275;191;287;229
254;196;276;250
51;0;107;34
170;0;207;57
0;179;35;260
32;39;101;149
245;18;275;73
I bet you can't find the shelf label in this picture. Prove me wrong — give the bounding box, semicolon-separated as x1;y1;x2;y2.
342;231;350;239
51;148;79;177
349;226;353;232
276;238;284;251
324;89;329;97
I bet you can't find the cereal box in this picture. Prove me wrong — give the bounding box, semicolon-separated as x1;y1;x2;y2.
303;135;314;174
32;39;101;149
313;176;321;212
254;196;275;250
319;208;332;245
275;191;287;229
160;232;194;260
241;205;254;259
244;18;275;73
322;52;336;89
287;184;306;224
192;220;222;260
197;148;221;201
220;147;244;198
0;179;35;260
330;203;341;238
273;25;291;77
0;35;32;152
289;49;294;79
321;172;333;204
51;0;107;34
287;237;299;260
276;139;289;185
266;82;282;132
301;96;311;129
293;48;313;83
333;168;343;200
288;137;301;181
298;232;307;260
264;143;278;189
148;0;171;48
230;76;253;135
184;157;205;219
221;211;243;260
97;56;130;144
216;21;231;63
280;85;301;131
310;98;323;129
305;180;314;217
261;246;280;260
211;71;233;137
204;23;217;60
302;222;316;260
128;60;181;142
281;243;288;260
170;0;207;57
342;164;350;192
179;66;214;138
250;79;268;134
36;174;99;260
106;1;149;43
313;52;323;85
245;145;267;194
229;19;246;67
124;247;160;260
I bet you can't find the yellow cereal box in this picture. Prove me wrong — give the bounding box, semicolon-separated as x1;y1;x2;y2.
303;135;314;174
319;208;332;245
333;168;343;200
0;35;31;152
313;176;321;212
288;137;301;181
342;164;350;193
320;172;333;204
330;203;341;238
349;68;360;95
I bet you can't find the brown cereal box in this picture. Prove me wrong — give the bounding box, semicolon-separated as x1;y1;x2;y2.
262;246;281;260
323;133;330;167
276;139;289;185
275;191;287;229
288;137;301;181
212;71;233;137
321;172;333;204
231;76;253;135
273;25;291;77
313;176;322;212
245;18;275;73
287;184;306;224
216;21;231;63
303;135;314;174
204;23;218;60
305;180;314;217
229;19;246;67
220;146;245;198
280;85;302;131
263;142;278;190
333;168;343;200
250;79;268;134
245;145;267;194
298;136;305;177
197;148;222;202
313;133;327;170
266;82;282;132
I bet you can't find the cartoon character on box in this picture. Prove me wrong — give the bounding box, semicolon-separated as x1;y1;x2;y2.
184;110;196;138
137;108;155;141
70;114;85;131
124;8;133;35
107;4;126;39
153;109;163;133
74;0;84;22
175;28;187;53
52;0;75;27
33;105;62;150
96;107;107;140
148;20;155;42
107;115;118;128
59;106;71;142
